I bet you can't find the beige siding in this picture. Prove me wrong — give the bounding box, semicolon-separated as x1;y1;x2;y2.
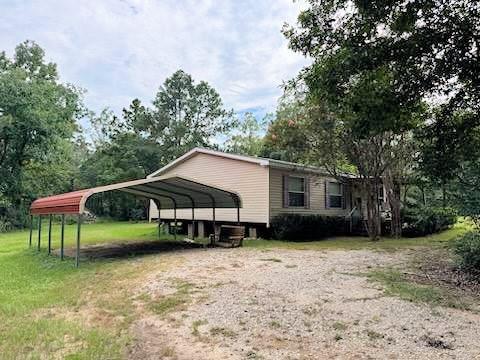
269;168;351;219
150;153;269;224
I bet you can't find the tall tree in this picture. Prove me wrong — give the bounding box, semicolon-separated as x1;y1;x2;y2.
148;70;234;164
0;41;83;227
283;0;479;238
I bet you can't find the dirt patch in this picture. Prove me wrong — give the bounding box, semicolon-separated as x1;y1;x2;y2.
409;249;480;295
128;248;480;359
58;240;203;259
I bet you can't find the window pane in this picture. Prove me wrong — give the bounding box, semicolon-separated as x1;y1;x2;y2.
288;177;305;192
329;195;342;208
328;182;341;195
289;192;305;207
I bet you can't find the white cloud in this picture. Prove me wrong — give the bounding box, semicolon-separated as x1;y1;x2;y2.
0;0;309;117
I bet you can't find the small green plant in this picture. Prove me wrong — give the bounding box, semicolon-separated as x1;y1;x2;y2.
191;319;208;336
332;321;347;331
334;334;343;341
209;326;237;338
260;258;282;263
269;321;281;329
366;330;384;340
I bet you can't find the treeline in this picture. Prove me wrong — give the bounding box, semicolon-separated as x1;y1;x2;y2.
0;41;274;230
1;0;480;240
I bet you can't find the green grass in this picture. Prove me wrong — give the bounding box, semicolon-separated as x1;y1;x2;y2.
244;221;471;251
365;269;474;310
148;279;197;316
0;221;175;359
0;219;471;358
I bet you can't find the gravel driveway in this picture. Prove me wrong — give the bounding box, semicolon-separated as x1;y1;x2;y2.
128;247;480;360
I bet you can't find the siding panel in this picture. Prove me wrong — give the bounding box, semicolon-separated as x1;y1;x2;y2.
150;153;269;224
269;168;351;218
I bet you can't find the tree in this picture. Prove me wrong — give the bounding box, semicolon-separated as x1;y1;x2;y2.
0;41;83;228
282;0;480;238
224;113;266;156
148;70;235;164
81;70;235;220
263;92;311;163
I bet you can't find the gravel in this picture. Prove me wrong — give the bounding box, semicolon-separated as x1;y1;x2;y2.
129;248;480;360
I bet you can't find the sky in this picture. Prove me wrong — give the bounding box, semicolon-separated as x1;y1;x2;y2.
0;0;309;122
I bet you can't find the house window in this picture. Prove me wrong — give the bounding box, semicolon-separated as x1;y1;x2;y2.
288;176;306;207
283;175;309;208
327;182;343;208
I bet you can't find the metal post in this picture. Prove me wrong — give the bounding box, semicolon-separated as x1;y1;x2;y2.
237;206;240;224
29;215;33;247
60;214;65;260
192;208;195;241
173;206;177;241
158;210;161;240
37;215;42;251
48;214;52;255
75;214;82;268
212;206;216;246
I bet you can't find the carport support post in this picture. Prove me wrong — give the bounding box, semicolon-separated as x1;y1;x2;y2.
212;207;216;246
192;208;195;241
75;214;82;268
173;206;177;241
37;215;42;251
29;215;33;247
158;210;161;240
60;214;65;260
48;214;52;255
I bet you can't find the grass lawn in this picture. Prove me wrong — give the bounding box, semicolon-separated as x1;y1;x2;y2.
0;221;174;359
0;220;471;359
245;220;472;251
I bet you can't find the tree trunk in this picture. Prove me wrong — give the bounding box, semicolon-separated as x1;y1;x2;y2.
384;170;402;238
363;180;381;240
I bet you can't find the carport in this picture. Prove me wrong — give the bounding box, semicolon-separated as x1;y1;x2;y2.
29;175;242;267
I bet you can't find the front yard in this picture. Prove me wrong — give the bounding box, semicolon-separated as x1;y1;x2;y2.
0;221;478;359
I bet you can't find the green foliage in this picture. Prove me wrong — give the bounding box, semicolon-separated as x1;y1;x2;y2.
0;41;83;229
402;206;457;237
224;112;266;156
271;213;345;241
150;69;235;163
454;232;480;272
263;93;311;163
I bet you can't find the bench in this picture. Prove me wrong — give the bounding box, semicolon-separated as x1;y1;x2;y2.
209;225;245;248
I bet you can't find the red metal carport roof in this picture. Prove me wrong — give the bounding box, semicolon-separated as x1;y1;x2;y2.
30;175;241;215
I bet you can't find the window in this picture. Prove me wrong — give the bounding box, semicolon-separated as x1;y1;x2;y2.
288;176;305;207
327;182;343;208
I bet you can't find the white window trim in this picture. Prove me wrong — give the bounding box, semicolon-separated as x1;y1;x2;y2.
287;175;306;208
327;181;344;209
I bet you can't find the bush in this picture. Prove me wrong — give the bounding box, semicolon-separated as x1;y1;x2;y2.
454;232;480;272
270;214;346;241
402;206;457;237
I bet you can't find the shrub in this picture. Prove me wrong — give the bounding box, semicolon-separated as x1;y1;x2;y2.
454;232;480;272
402;206;457;237
270;214;345;241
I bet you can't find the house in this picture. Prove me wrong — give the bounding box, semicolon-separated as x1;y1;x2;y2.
148;148;386;237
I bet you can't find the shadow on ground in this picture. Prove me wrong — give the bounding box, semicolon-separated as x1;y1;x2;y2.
56;240;205;259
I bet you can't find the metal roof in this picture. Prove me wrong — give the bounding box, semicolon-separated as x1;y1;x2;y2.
148;147;341;178
30;175;241;215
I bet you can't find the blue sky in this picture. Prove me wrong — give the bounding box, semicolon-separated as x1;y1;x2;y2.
1;0;308;122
